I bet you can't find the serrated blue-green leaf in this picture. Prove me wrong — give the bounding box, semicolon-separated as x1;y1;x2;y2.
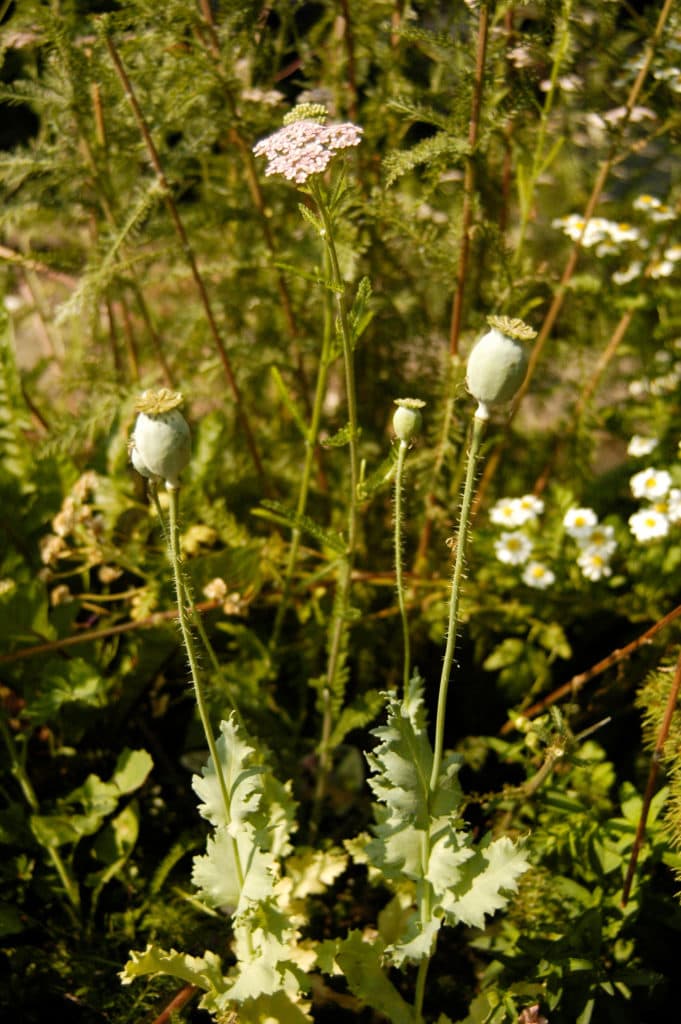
192;824;275;913
120;943;227;997
366;688;432;827
441;835;529;929
426;823;477;899
192;716;263;830
221;990;313;1023
390;914;441;966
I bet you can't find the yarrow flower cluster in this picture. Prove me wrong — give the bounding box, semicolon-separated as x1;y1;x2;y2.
563;507;618;582
253;106;363;184
627;462;681;542
489;494;553;588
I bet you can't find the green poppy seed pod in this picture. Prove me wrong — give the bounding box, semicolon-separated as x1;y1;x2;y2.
131;389;191;489
393;398;425;444
466;316;535;420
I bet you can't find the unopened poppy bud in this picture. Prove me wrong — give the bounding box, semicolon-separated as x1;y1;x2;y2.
130;389;191;489
393;398;425;444
466;316;535;420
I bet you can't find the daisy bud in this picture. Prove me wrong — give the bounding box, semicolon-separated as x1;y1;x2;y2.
393;398;425;444
466;316;535;419
131;389;191;489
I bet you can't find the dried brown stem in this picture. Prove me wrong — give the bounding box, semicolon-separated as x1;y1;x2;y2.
0;245;76;287
149;983;199;1024
500;601;681;735
0;600;221;666
621;647;681;905
103;29;267;484
449;1;489;356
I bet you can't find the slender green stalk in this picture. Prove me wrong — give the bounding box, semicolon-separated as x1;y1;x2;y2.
394;440;411;698
149;486;245;730
430;414;486;792
0;713;81;921
165;487;245;893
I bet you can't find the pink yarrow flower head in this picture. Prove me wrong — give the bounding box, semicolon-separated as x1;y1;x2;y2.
253;103;363;185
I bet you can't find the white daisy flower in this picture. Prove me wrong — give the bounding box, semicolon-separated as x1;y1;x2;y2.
563;507;598;538
630;467;671;499
608;222;640;243
522;561;556;589
613;261;643;285
627;435;658;457
515;494;545;522
628;378;649;398
633;193;661;211
664;245;681;262
649;258;675;278
577;549;613;581
494;531;533;565
667;489;681;524
650;205;675;223
629;508;669;542
577;523;617;557
490;497;524;527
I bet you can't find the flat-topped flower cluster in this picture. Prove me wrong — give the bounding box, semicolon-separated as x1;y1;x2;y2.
253;108;363;184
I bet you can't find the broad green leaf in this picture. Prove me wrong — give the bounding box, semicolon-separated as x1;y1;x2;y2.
26;657;105;721
337;931;416;1024
110;748;153;795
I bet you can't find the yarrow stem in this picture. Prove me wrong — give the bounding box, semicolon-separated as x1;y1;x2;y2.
271;249;334;652
308;176;361;836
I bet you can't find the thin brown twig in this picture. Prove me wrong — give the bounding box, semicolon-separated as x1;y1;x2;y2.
0;245;76;287
449;1;489;356
500;601;681;735
102;28;267;484
149;983;199;1024
621;647;681;905
0;600;221;666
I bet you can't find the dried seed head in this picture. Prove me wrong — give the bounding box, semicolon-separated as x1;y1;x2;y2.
466;318;532;419
392;398;425;443
135;388;185;415
130;390;191;489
